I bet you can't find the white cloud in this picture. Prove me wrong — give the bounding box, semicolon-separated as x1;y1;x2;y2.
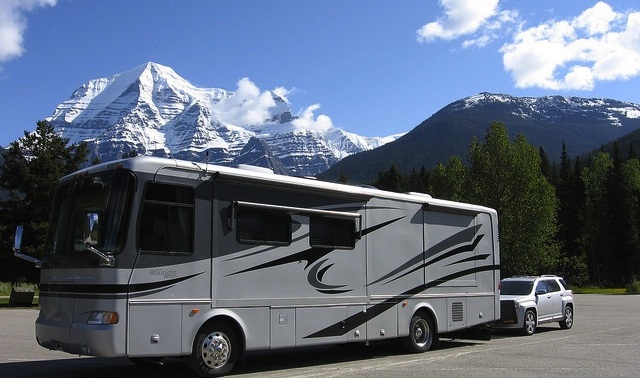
501;1;640;90
216;77;278;126
215;79;333;132
292;104;334;133
417;0;517;47
272;86;295;103
0;0;56;63
573;1;619;35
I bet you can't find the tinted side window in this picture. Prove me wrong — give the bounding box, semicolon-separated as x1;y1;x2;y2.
310;217;356;249
236;209;291;245
546;279;561;292
535;280;549;293
559;278;571;290
139;183;194;254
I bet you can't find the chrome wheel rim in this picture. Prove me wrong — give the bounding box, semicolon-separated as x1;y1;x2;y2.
412;318;430;348
525;312;536;334
200;331;231;370
564;308;573;328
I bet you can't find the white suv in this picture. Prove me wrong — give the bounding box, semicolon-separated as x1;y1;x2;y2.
497;275;574;335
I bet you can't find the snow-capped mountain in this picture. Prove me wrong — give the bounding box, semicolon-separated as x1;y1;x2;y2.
320;92;640;183
47;62;400;175
457;92;640;127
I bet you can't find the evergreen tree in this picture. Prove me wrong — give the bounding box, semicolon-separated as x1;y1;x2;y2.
429;156;467;201
539;146;554;183
628;143;636;160
373;164;405;192
622;157;640;281
604;143;638;286
407;168;421;192
0;120;88;282
555;143;588;285
467;122;559;277
579;152;612;285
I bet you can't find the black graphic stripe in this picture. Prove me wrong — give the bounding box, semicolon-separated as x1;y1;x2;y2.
227;247;334;276
307;258;347;291
304;264;499;339
369;231;484;286
39;273;203;298
445;253;491;267
360;217;404;237
225;233;308;261
427;234;484;266
425;224;482;259
227;217;405;294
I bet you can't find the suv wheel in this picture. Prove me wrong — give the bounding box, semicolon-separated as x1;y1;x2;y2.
522;309;536;336
559;305;573;329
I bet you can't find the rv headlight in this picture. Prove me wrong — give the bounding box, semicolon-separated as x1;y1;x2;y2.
87;311;119;325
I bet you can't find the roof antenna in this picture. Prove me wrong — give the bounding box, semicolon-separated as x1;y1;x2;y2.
205;150;209;173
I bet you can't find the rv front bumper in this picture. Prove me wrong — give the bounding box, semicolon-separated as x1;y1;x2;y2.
36;317;126;357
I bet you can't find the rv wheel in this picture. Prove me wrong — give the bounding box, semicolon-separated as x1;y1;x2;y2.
188;322;239;377
401;313;435;353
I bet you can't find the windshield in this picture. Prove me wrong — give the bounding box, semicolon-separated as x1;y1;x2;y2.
500;280;534;295
44;170;135;257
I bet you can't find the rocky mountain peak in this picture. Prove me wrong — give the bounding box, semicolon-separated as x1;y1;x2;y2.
46;62;399;176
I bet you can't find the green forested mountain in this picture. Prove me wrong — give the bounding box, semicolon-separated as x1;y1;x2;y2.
318;93;640;184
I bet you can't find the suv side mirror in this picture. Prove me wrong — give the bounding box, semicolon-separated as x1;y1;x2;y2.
536;288;547;295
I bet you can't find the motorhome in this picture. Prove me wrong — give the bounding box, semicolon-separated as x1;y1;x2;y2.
14;156;500;377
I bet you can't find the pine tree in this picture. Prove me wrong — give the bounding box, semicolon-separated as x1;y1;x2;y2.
0;120;88;282
373;164;405;192
428;156;467;201
555;143;588;285
604;143;638;286
467;122;558;277
579;152;612;285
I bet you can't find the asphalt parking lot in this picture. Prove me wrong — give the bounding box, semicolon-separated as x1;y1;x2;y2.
0;294;638;378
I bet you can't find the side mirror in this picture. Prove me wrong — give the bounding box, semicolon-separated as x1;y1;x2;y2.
84;212;100;246
13;225;41;268
536;288;547;295
82;213;115;267
14;225;23;252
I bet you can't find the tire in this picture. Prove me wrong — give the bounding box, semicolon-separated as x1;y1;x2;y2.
401;313;436;353
188;322;240;377
559;305;574;329
522;309;537;336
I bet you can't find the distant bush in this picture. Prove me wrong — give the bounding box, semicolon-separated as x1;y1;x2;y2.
0;282;11;296
626;279;640;294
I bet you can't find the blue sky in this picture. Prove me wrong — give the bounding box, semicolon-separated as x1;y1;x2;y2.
1;0;639;146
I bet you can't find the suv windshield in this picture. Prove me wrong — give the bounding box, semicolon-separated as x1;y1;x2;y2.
44;170;134;258
501;280;534;295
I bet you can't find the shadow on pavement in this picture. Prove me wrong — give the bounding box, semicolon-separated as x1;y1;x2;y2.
0;339;484;377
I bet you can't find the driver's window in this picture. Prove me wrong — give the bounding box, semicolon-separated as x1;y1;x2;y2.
535;281;548;294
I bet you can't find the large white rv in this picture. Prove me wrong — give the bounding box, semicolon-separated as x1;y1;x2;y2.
14;156;500;377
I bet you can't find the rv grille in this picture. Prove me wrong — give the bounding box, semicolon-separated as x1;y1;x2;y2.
451;302;464;322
